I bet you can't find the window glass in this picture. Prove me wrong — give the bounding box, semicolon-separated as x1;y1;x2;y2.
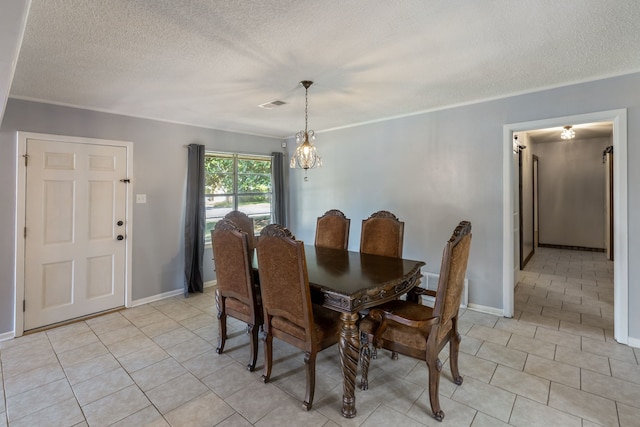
205;153;272;242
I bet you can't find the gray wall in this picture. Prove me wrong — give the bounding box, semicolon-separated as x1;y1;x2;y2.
287;72;640;341
0;99;282;335
3;72;640;343
534;136;611;248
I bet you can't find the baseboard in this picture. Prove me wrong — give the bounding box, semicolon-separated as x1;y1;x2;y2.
0;331;15;342
466;303;505;317
131;288;184;307
627;336;640;349
538;243;605;253
125;281;217;308
5;282;217;340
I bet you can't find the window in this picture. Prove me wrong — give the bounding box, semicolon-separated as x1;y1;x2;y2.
204;153;272;244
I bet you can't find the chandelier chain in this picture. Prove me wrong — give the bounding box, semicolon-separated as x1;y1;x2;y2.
290;80;321;175
304;85;309;132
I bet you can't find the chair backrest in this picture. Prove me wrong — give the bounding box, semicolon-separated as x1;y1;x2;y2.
432;221;472;341
224;210;256;251
360;210;404;258
211;219;255;308
257;224;315;350
315;209;350;250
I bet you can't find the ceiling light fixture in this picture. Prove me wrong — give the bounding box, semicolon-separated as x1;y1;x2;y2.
290;80;321;180
561;125;575;140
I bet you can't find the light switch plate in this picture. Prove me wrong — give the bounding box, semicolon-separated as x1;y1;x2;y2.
136;194;147;203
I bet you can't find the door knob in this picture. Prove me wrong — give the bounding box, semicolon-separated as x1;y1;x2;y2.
117;220;124;226
117;235;124;241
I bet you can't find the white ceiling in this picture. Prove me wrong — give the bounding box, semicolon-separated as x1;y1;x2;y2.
7;0;640;138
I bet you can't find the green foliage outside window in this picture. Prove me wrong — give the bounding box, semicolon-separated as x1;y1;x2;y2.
204;153;272;242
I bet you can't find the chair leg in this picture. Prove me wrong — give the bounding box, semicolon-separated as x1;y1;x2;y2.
247;323;259;372
261;331;273;384
426;357;445;421
215;292;226;354
303;351;317;411
360;332;370;390
449;331;463;385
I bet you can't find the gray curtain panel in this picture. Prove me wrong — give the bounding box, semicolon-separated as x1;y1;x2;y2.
184;144;205;296
272;152;286;226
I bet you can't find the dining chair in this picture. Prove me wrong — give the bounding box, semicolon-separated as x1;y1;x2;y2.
211;219;263;371
360;210;405;359
360;210;404;258
224;210;256;252
315;209;350;250
359;221;472;422
257;224;342;411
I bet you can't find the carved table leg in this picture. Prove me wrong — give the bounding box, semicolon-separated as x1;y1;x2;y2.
339;312;360;418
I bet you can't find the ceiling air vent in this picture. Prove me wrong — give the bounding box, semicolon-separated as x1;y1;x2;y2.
258;100;286;109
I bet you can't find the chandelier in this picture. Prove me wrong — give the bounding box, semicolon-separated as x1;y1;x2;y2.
290;80;322;179
561;125;575;140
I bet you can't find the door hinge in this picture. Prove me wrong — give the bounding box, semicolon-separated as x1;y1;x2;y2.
24;227;27;238
23;300;25;312
23;154;29;166
120;179;130;183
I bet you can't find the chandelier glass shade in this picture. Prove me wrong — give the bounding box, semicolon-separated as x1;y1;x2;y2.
561;125;575;140
290;81;322;174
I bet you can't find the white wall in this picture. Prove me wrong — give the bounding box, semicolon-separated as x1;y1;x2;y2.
0;99;282;335
534;136;611;248
288;72;640;341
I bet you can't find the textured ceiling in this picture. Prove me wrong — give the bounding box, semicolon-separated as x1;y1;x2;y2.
9;0;640;138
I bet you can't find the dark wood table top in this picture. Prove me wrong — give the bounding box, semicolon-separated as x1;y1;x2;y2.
302;245;425;313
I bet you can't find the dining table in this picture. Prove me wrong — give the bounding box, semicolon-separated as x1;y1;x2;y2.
301;245;425;418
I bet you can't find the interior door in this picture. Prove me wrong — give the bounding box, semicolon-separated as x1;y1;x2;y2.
605;147;613;260
533;156;539;248
24;138;128;330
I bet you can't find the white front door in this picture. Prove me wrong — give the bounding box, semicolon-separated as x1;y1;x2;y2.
23;138;128;330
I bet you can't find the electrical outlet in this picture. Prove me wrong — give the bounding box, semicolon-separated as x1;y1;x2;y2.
136;194;147;203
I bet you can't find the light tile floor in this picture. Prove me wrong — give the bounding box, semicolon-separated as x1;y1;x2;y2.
1;247;639;426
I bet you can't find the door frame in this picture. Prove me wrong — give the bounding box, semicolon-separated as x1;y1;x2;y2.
502;109;628;344
533;155;539;249
14;132;134;337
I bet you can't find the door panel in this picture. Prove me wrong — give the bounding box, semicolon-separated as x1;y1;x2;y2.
24;138;127;330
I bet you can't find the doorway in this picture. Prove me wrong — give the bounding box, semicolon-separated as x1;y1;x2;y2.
15;132;134;336
502;109;628;344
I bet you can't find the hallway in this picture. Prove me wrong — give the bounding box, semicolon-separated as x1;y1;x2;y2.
517;246;614;340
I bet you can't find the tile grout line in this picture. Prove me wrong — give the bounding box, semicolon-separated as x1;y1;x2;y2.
0;350;7;426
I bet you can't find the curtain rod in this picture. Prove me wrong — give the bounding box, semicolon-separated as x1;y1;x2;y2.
183;145;277;158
